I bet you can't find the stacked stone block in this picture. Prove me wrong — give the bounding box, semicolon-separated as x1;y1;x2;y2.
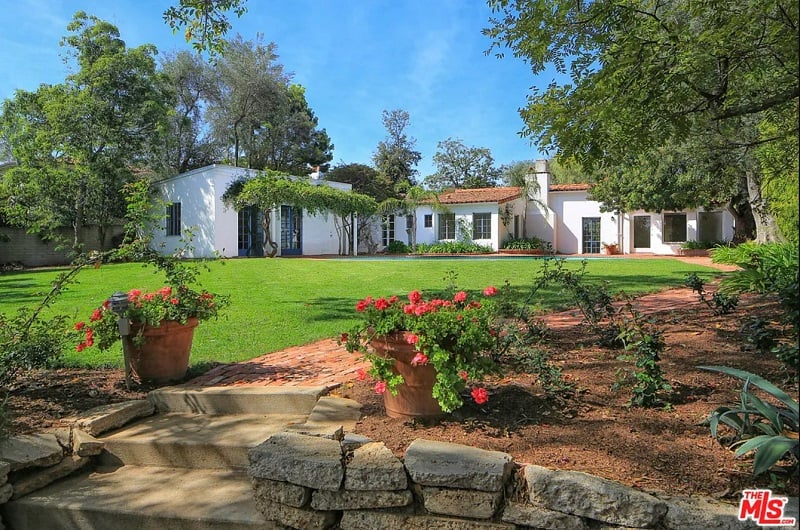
248;433;787;530
0;399;155;526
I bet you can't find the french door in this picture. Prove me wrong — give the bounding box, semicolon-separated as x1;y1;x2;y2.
582;217;601;254
280;205;302;255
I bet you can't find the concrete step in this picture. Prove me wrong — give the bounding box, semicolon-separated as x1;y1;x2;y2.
1;465;282;530
149;385;329;415
98;412;307;469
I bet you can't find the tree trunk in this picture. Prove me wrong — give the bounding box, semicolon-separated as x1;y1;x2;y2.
745;169;784;243
728;177;756;244
261;208;278;257
73;176;88;251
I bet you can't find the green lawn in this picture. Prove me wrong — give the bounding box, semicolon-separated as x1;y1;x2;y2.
0;257;720;368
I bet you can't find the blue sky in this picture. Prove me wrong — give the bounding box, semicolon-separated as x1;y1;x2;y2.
0;0;555;177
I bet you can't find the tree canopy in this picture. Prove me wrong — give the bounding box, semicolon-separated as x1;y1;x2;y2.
372;109;422;188
0;12;169;248
163;0;248;57
424;138;501;191
325;163;396;203
485;0;799;242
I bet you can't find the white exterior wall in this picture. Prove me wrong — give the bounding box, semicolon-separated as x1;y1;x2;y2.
153;165;352;258
414;202;520;251
299;211;345;255
546;190;617;254
622;209;735;255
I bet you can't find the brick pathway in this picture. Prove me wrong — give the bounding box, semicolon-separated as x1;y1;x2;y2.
185;256;734;388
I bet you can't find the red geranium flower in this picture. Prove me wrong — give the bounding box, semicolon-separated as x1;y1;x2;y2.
356;367;367;381
405;333;419;345
408;290;422;304
411;352;428;366
374;381;387;394
471;387;489;405
375;297;390;310
453;291;468;303
483;286;497;296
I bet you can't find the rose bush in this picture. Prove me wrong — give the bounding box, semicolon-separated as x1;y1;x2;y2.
75;285;229;351
342;286;502;413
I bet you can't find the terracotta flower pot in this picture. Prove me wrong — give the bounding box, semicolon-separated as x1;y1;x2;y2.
124;318;199;383
371;331;443;419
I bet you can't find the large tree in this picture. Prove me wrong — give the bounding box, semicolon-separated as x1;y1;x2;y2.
485;0;799;242
424;138;501;191
325;163;395;203
154;51;222;174
0;12;168;249
372;109;422;188
207;35;333;173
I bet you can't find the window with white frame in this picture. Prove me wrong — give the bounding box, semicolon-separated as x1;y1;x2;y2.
438;213;455;240
382;214;395;246
472;213;491;239
663;213;687;243
165;202;181;236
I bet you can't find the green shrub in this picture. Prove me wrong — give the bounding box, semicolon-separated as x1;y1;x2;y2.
501;237;553;252
684;272;739;315
699;366;798;476
612;300;671;407
711;242;799;372
680;240;729;250
741;317;777;353
414;241;493;254
384;240;409;254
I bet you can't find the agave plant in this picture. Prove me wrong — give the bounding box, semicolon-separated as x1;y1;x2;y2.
699;365;798;476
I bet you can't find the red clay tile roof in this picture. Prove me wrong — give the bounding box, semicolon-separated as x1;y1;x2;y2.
435;187;523;205
550;183;591;192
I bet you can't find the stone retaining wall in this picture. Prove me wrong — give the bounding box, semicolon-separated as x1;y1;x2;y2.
249;432;776;530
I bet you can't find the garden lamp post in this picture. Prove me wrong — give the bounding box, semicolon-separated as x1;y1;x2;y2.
109;291;133;389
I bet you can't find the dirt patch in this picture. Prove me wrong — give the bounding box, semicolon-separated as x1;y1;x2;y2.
338;293;798;499
4;291;797;500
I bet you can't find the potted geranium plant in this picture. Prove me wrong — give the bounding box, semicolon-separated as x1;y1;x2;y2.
75;284;228;383
341;287;502;417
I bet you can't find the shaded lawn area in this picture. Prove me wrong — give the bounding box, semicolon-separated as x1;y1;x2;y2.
0;257;720;368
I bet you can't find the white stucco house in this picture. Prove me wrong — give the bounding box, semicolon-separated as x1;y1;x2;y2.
151;164;355;258
155;161;734;258
378;160;734;255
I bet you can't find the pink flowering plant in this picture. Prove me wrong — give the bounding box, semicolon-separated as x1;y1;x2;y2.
341;286;502;413
74;285;228;351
